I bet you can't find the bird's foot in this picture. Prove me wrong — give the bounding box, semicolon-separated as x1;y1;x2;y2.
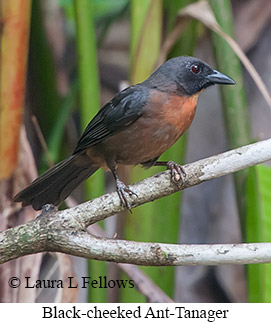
116;178;138;212
153;160;186;186
166;161;186;185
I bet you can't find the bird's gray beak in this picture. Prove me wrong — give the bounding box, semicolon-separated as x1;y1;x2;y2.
206;70;235;85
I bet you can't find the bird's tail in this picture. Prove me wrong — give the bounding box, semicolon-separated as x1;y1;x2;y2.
14;154;98;210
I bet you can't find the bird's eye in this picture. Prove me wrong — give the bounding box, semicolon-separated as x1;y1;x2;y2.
191;64;201;74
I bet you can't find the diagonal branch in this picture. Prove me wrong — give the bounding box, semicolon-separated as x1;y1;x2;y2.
57;137;271;228
0;138;271;265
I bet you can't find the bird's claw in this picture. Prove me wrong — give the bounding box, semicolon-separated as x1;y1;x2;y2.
166;161;186;185
116;179;137;212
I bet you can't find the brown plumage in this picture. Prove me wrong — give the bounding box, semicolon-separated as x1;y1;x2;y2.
14;56;235;210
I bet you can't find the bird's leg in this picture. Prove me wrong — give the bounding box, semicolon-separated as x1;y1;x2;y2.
110;167;138;212
153;161;186;184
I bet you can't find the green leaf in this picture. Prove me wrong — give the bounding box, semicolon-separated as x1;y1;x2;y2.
73;0;105;302
209;0;252;239
247;165;271;302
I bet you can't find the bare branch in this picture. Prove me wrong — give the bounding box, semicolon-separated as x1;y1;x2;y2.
1;138;271;265
48;229;271;266
87;224;174;303
56;137;271;228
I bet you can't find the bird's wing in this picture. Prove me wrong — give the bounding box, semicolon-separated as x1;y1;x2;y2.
73;85;148;153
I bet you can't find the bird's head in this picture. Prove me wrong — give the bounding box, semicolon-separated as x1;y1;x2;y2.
144;56;235;96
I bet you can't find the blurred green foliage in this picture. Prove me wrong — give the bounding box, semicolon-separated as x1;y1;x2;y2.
210;0;252;238
247;165;271;302
25;0;270;303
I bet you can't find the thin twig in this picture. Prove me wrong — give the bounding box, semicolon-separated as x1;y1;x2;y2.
31;115;54;167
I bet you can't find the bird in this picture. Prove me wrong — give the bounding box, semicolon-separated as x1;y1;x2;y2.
14;56;235;211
